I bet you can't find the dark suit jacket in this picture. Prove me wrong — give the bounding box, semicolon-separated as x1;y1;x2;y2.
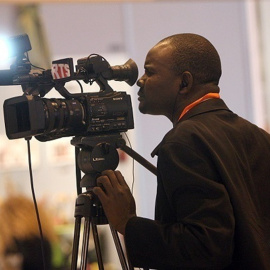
125;99;270;269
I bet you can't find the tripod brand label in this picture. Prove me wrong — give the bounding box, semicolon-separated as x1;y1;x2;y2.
93;157;105;162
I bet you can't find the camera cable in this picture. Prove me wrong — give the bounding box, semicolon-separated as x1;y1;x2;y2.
26;137;47;270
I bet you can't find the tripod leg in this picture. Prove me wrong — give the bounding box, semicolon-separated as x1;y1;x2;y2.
109;225;132;270
71;217;82;270
91;223;104;270
80;217;91;270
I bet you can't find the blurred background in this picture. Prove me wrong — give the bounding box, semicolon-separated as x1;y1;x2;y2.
0;0;270;269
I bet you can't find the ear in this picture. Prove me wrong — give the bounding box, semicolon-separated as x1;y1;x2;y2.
179;71;193;94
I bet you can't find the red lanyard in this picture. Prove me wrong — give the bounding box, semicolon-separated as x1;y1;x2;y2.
178;93;220;121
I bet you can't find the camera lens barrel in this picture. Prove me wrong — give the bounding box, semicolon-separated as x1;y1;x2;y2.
43;98;85;134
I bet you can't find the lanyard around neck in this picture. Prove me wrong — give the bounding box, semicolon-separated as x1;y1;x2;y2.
178;93;220;121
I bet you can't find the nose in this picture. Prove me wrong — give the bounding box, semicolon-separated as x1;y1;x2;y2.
137;76;145;87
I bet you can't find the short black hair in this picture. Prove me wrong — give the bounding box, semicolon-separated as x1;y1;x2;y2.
160;33;222;85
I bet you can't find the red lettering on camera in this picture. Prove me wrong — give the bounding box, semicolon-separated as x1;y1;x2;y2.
51;64;71;79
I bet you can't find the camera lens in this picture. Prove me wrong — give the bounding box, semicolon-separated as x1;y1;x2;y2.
36;98;86;141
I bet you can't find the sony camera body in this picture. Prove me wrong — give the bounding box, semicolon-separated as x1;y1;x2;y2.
4;90;134;141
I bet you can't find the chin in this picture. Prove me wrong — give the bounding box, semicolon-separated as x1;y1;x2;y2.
138;107;147;114
139;108;158;116
138;103;159;115
138;104;149;114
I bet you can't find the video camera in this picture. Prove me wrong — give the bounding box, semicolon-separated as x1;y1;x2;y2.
1;34;137;142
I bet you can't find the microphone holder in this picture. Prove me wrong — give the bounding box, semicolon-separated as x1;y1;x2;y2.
70;133;157;270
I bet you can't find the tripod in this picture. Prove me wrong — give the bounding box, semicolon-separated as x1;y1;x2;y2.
70;133;157;270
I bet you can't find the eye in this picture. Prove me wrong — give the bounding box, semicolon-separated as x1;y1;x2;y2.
145;68;154;77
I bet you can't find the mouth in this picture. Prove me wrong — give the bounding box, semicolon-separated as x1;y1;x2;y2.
137;89;144;100
138;94;144;101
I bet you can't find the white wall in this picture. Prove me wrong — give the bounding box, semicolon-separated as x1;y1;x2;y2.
258;0;270;129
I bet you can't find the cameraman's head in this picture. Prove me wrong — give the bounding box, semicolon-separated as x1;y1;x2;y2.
137;33;221;123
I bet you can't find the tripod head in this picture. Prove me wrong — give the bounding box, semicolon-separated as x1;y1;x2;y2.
72;133;123;186
72;132;157;191
71;133;124;225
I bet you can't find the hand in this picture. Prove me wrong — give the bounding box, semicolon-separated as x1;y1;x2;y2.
93;170;136;235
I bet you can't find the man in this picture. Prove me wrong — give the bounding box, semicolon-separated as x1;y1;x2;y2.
93;33;270;269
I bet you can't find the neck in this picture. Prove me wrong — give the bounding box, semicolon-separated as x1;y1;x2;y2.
172;85;220;125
